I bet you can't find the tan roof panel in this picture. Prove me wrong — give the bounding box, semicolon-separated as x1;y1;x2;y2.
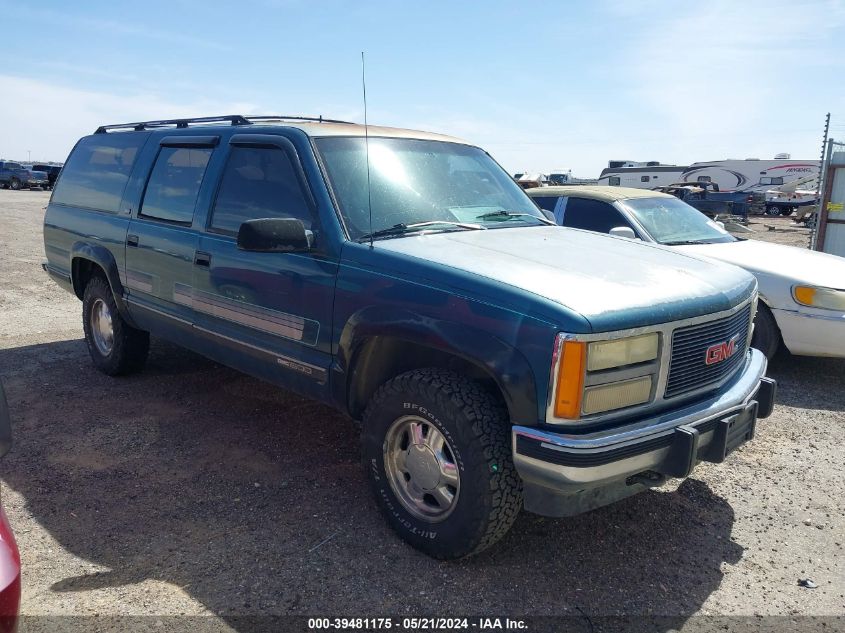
253;121;470;144
524;185;675;202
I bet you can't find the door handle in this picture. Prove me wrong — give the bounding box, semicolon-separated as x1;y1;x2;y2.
126;234;139;247
194;251;211;267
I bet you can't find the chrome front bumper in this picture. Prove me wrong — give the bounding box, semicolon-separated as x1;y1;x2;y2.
512;349;775;517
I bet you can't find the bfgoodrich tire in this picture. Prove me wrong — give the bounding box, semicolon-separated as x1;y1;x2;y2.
82;276;150;375
361;369;522;559
750;302;781;359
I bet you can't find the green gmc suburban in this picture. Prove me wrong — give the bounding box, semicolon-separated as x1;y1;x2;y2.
43;115;776;558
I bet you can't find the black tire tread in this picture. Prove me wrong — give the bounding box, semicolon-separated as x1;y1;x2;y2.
751;302;781;360
364;368;522;559
82;275;149;375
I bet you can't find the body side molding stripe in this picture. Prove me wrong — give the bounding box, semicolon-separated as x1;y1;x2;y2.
125;269;155;294
124;297;327;382
173;282;319;346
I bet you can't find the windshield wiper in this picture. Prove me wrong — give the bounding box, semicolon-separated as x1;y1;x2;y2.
357;220;485;242
662;240;705;246
475;210;555;225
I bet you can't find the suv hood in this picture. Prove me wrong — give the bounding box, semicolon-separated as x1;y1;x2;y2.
375;226;755;332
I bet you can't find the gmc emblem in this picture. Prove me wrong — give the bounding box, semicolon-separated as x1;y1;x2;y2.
705;336;740;365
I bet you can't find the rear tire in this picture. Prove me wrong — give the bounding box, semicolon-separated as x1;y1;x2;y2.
751;303;781;360
9;178;20;191
361;369;522;559
82;276;149;375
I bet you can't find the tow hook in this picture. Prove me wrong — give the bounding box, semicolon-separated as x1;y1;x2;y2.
626;470;665;487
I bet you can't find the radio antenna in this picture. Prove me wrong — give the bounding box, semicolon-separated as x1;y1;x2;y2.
362;51;374;249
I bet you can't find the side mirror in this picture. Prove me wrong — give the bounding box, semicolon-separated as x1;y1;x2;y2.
609;226;639;240
716;221;726;229
237;218;313;253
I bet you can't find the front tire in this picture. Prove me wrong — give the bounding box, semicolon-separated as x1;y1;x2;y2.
362;369;522;559
9;178;20;191
82;276;149;375
751;302;781;359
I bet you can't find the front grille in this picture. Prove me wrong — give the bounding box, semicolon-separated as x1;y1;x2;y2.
665;305;752;399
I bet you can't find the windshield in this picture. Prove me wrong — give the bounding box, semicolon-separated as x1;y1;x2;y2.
314;137;545;240
621;196;736;245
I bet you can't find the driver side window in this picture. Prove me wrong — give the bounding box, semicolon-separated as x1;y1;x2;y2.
562;198;631;234
209;146;314;235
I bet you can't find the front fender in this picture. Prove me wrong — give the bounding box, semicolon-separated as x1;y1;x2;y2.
333;305;540;424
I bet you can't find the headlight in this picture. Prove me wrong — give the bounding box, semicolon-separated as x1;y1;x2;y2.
793;285;845;311
550;333;659;422
587;333;658;371
582;376;653;415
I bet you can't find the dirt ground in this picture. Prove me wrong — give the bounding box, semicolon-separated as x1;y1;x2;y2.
0;190;843;631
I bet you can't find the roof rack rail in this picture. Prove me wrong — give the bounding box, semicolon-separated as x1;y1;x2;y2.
244;115;357;125
95;115;252;134
94;114;356;133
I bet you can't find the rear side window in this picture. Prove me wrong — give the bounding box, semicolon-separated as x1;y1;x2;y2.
209;146;313;235
52;134;147;212
562;198;630;233
641;175;650;182
608;176;621;186
140;147;213;224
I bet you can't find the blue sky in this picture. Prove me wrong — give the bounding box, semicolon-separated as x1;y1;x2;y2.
1;0;844;176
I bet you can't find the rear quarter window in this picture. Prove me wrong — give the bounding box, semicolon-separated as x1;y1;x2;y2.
52;133;148;212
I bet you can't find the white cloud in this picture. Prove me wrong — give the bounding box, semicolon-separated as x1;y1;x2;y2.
17;7;231;51
0;75;259;162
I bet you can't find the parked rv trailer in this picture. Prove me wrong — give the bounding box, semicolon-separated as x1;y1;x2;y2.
597;164;688;188
681;159;820;193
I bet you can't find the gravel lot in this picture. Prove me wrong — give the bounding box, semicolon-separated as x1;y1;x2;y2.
0;190;843;630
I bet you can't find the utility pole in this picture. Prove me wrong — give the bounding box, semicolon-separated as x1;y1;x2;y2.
27;150;31;163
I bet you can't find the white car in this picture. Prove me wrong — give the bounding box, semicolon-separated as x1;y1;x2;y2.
527;186;845;359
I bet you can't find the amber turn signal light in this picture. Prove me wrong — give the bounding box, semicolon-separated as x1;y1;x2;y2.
554;341;586;419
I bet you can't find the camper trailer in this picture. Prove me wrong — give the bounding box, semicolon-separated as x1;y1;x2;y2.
597;160;688;189
681;158;820;193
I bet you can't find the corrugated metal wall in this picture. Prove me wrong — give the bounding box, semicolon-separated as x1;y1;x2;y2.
816;143;845;257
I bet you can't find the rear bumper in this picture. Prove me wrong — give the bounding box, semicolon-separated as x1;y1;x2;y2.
512;349;774;517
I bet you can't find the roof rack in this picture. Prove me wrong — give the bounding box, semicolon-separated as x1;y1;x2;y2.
245;115;356;124
95;115;251;133
94;114;356;134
